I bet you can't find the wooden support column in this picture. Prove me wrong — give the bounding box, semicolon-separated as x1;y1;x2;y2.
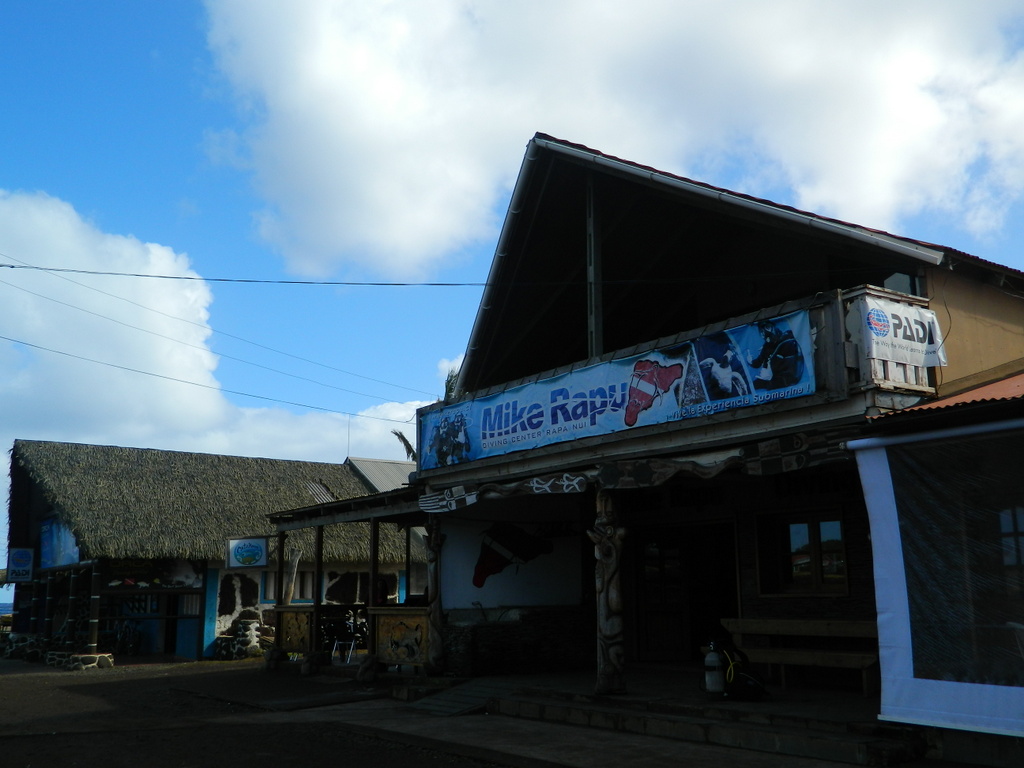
588;490;627;694
66;569;79;649
274;531;286;653
275;532;287;608
586;173;604;358
87;563;101;654
368;518;380;653
313;524;324;656
425;515;446;674
43;574;55;640
31;577;44;634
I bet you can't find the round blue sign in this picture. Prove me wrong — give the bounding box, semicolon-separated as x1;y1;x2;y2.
11;549;32;568
233;541;264;566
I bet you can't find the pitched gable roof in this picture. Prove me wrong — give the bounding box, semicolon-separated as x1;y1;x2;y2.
457;133;1024;395
9;440;407;564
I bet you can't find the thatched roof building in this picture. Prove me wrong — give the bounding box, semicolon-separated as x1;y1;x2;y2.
9;440;408;565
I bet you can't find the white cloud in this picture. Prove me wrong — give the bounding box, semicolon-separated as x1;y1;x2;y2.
204;0;1024;273
0;190;420;466
0;191;222;436
184;399;428;463
437;353;464;388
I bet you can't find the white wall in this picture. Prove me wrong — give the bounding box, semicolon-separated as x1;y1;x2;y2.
440;518;581;609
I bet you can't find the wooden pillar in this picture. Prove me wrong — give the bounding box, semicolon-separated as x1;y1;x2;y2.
275;531;286;653
30;577;44;634
196;563;208;661
275;532;287;607
425;515;446;673
86;563;102;654
586;173;604;358
588;490;626;694
368;518;380;653
43;574;55;640
65;569;79;649
313;524;324;656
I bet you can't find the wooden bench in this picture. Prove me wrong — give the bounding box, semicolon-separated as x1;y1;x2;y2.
720;618;879;696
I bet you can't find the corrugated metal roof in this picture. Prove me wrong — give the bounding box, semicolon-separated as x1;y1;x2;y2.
346;457;415;493
877;372;1024;418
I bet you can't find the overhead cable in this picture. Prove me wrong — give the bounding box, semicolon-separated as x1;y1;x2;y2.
0;334;416;425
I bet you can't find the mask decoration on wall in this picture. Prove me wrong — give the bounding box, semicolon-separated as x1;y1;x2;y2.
473;522;554;587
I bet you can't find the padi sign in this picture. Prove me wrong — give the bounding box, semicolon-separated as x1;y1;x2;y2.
419;310;817;470
6;548;34;582
862;297;946;368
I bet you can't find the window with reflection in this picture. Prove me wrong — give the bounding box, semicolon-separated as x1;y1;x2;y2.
758;512;847;595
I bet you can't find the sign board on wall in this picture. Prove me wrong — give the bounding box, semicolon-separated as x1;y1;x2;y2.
226;537;269;569
6;548;34;582
862;296;947;368
38;517;80;569
419;310;816;470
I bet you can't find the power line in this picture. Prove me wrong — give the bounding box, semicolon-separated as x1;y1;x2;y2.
0;276;428;404
0;262;487;286
0;333;417;424
0;251;438;398
0;260;923;285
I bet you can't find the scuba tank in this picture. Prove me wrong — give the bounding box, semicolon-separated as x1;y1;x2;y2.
703;641;726;695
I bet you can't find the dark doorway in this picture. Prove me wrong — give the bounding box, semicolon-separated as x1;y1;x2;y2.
633;521;737;662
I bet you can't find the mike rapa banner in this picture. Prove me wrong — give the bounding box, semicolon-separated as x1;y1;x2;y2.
418;310;816;471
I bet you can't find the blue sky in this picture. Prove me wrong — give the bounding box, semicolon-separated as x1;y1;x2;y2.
4;1;1024;579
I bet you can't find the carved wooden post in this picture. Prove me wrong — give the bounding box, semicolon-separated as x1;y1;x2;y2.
588;490;626;694
425;515;446;673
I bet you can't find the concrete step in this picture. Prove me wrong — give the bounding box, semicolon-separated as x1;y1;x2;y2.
407;678;523;716
522;685;919;741
487;693;926;766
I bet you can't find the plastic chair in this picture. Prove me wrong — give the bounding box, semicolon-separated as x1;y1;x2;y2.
325;620;357;665
333;635;356;664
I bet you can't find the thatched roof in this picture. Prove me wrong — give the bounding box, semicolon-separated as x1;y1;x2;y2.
9;440;409;564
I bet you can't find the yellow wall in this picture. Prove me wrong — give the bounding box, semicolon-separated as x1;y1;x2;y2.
926;266;1024;395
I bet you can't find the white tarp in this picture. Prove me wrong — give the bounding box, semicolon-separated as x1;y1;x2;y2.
850;421;1024;737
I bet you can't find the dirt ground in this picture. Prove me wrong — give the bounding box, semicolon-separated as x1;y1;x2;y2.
0;656;499;768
